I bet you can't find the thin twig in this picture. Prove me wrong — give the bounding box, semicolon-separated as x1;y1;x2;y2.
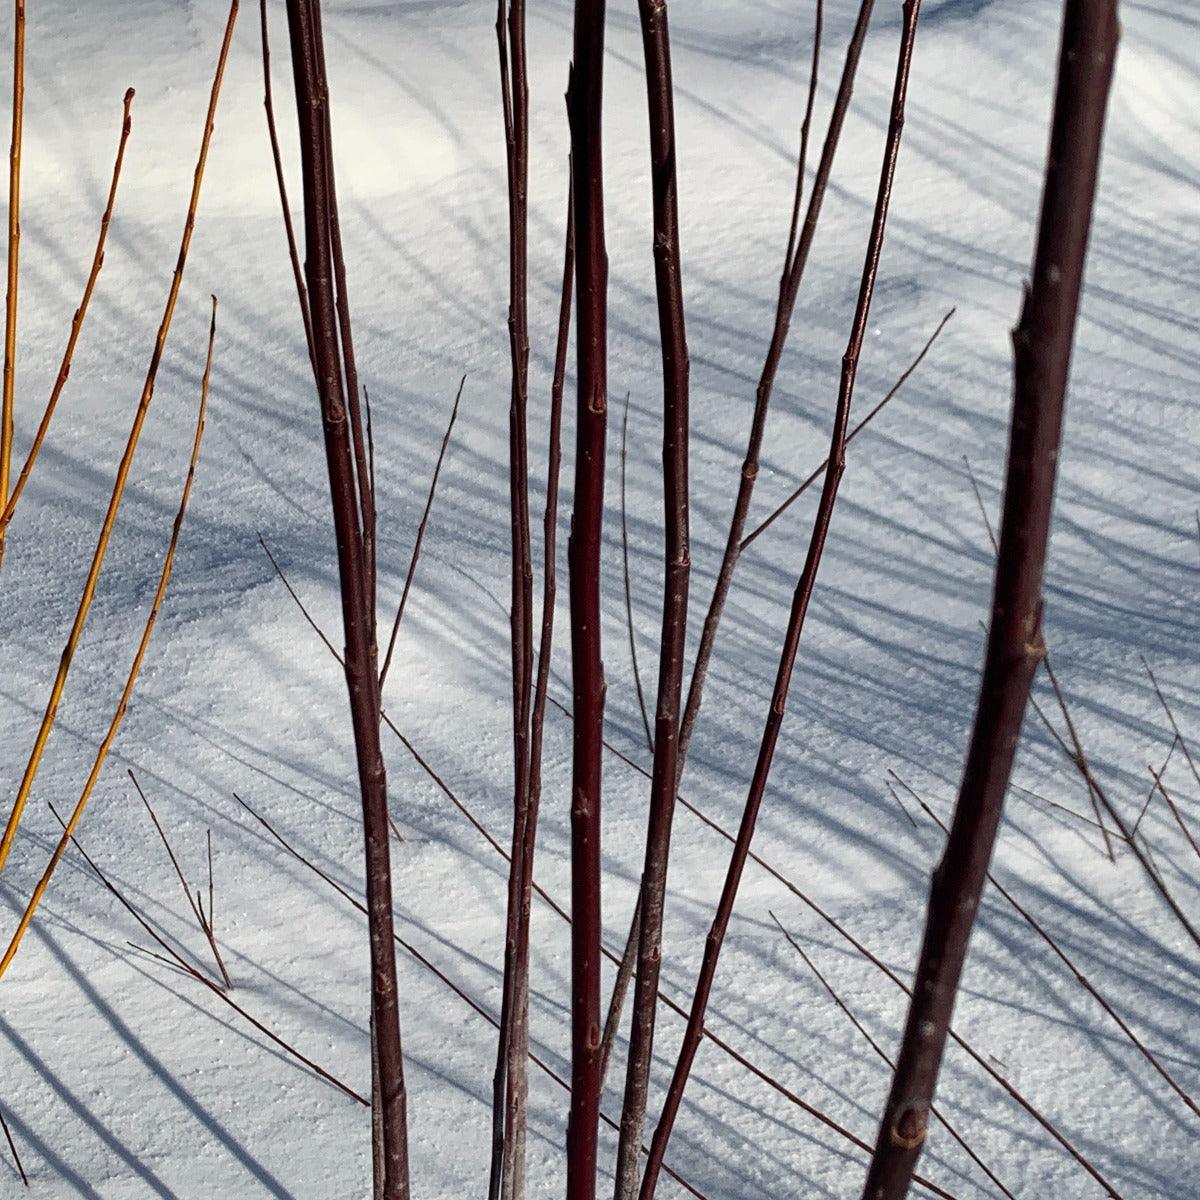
128;768;232;989
50;803;365;1107
0;1101;27;1187
1148;764;1200;864
964;463;1114;861
1034;672;1200;951
378;375;465;691
1142;656;1200;800
1132;737;1177;838
1041;654;1115;860
741;307;954;553
258;0;314;367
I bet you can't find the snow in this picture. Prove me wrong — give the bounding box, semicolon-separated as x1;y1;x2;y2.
0;0;1196;1196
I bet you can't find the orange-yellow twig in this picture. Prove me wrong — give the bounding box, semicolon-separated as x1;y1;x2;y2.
0;297;216;978
0;0;238;874
0;0;26;540
0;88;135;537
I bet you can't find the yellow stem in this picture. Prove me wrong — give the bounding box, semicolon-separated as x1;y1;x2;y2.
0;0;238;874
0;88;135;534
0;296;216;978
0;0;26;528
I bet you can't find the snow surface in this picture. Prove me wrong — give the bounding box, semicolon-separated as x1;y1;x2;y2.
0;0;1196;1196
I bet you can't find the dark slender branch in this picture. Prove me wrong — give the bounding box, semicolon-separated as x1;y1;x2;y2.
781;0;823;284
378;375;465;691
51;803;365;1107
1142;656;1200;800
891;771;1199;1122
860;6;1119;1195
566;4;610;1196
1132;737;1176;837
128;769;232;989
641;10;923;1195
965;461;1115;861
1041;654;1115;859
231;791;712;1200
771;912;1017;1200
1034;670;1200;950
620;391;654;755
307;4;376;629
491;0;535;1191
281;3;408;1194
260;544;966;1200
674;0;876;774
258;0;314;368
505;177;574;1200
740;307;954;553
1149;764;1200;864
547;690;1125;1196
614;2;692;1193
0;1102;26;1188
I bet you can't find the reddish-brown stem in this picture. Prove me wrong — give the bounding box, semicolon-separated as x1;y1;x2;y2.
674;0;874;776
860;5;1119;1195
504;179;573;1200
771;913;1017;1200
565;3;609;1196
282;3;408;1194
547;691;1124;1196
620;391;654;755
308;5;376;628
614;2;692;1194
891;771;1199;1122
641;10;922;1195
260;543;964;1200
258;0;314;368
491;0;535;1192
378;375;465;691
